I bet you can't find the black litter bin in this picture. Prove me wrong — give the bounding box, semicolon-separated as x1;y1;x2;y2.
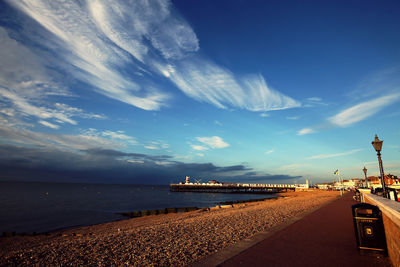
352;203;387;255
353;190;361;202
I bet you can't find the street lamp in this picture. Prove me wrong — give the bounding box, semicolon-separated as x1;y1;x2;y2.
362;166;367;188
371;134;387;197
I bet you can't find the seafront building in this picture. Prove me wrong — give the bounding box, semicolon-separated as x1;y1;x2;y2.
366;174;400;189
315;183;333;190
315;174;400;191
334;179;363;190
315;178;364;190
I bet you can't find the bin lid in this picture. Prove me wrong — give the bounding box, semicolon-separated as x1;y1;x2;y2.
352;203;381;218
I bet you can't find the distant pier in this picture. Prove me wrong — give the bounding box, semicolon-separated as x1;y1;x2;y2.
169;183;301;194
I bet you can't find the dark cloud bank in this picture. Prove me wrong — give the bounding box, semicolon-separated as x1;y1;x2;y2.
0;145;301;184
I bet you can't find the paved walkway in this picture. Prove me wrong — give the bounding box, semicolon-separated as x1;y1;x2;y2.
197;192;392;267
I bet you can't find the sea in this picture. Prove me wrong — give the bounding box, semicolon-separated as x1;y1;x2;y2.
0;181;277;234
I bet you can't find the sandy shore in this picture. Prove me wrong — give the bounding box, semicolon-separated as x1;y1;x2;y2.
0;190;339;266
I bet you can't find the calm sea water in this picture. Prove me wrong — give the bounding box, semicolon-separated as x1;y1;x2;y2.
0;181;276;234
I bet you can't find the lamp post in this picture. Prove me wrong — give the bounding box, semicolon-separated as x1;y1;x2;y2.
362;166;367;188
371;134;387;197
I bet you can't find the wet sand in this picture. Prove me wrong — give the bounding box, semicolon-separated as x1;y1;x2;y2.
0;190;339;266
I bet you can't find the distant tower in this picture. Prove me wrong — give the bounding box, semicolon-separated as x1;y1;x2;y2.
185;176;190;184
306;179;309;188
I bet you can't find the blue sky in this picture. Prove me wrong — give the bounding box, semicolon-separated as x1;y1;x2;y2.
0;0;399;184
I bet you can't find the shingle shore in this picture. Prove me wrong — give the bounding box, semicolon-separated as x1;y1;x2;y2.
0;190;339;266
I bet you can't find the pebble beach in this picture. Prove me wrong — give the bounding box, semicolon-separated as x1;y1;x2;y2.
0;190;339;266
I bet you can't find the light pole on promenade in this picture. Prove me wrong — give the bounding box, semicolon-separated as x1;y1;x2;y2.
371;134;387;198
362;166;367;188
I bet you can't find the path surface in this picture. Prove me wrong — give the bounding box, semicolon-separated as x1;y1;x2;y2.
218;192;391;267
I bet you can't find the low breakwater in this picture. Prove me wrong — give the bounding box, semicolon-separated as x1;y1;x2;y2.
119;207;199;218
119;196;278;218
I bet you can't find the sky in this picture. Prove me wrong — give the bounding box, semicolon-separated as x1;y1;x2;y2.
0;0;399;185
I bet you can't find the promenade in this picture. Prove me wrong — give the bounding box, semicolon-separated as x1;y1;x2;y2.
196;192;392;267
2;191;393;266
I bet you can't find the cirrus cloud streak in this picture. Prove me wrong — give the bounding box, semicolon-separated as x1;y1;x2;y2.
329;93;400;127
298;93;400;135
5;0;299;113
306;148;363;160
196;136;229;149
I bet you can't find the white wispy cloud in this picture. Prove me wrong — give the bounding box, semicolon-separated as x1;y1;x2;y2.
265;149;274;155
4;0;300;114
294;67;400;136
54;103;106;120
297;128;315;135
0;123;121;151
348;67;400;100
196;136;230;149
101;130;135;142
173;154;193;161
303;96;329;107
38;120;60;129
88;0;150;63
127;160;144;164
0;87;107;130
0;27;108;130
306;149;363;160
89;0;199;62
0;27;67;98
297;93;400;135
191;144;209;151
0;109;15;117
329;93;400;127
307;97;322;102
0;88;77;125
144;145;158;150
0;113;34;129
144;141;169;150
7;0;171;111
154;161;174;166
279;163;310;170
240;74;301;111
161;59;301;111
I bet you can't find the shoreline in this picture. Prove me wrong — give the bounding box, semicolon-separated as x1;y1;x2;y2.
0;190;339;266
1;194;279;237
118;195;280;219
0;182;281;236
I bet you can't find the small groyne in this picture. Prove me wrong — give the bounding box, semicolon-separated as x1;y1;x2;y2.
119;207;199;218
118;196;280;219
